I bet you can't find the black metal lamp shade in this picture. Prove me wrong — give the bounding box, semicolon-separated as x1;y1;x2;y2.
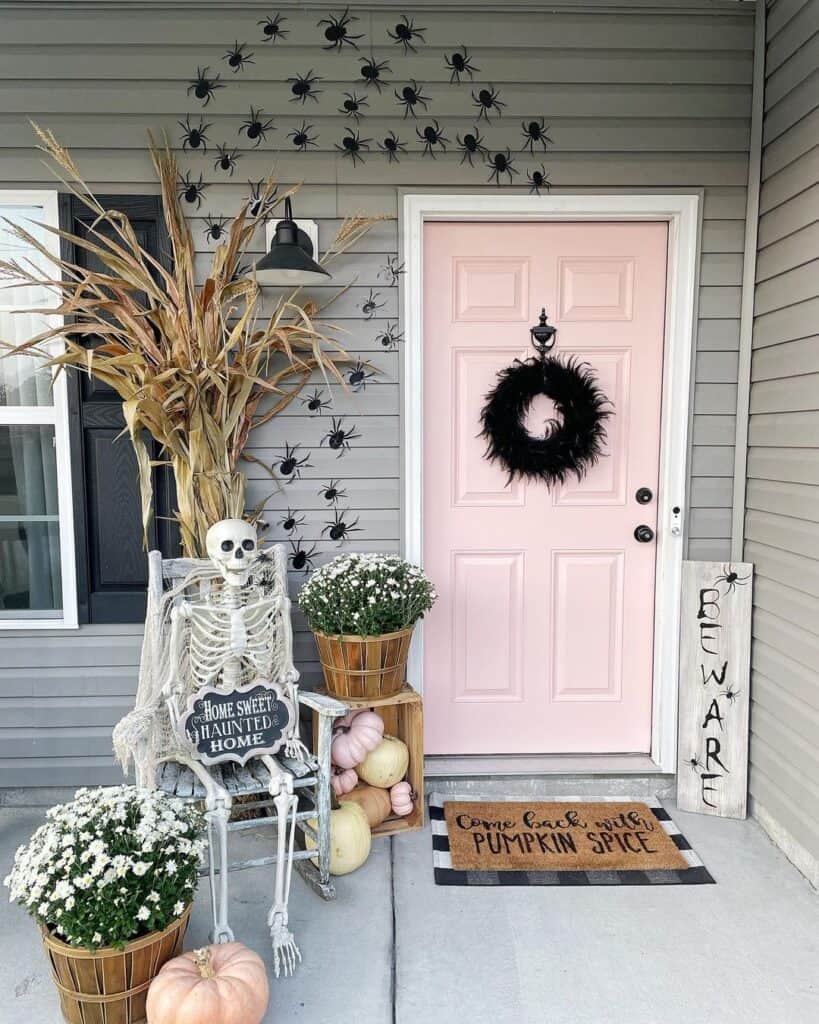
255;197;331;286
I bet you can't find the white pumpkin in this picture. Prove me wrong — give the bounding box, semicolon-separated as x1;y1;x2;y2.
356;735;410;789
306;802;372;876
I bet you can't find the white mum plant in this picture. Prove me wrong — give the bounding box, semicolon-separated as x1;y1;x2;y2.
4;786;205;950
299;553;437;636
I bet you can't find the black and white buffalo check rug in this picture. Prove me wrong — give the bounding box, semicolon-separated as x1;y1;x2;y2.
430;793;715;886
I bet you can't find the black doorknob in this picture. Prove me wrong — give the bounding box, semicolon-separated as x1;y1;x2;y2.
635;487;653;505
634;524;655;543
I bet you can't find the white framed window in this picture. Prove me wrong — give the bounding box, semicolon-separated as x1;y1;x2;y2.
0;190;77;628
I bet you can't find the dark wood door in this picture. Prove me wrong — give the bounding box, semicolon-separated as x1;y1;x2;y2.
60;195;178;623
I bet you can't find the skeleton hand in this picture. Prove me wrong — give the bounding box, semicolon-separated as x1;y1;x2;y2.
284;735;313;763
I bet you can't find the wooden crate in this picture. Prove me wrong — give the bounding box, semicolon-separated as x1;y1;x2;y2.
312;684;424;838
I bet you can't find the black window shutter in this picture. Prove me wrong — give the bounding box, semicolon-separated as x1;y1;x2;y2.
59;194;179;624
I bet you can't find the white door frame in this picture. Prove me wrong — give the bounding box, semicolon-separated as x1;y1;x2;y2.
401;193;700;775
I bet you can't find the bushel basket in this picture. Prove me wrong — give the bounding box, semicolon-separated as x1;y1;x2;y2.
314;626;413;699
41;905;190;1024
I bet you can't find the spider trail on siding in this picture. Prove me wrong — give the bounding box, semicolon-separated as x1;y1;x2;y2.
379;256;405;286
214;144;240;175
321;417;360;457
339;92;369;122
375;322;404;351
178;116;211;152
301;388;332;414
288;122;319;151
187;67;223;106
289;539;318;573
521;118;553;153
335;130;370;165
360;289;385;318
177;172;206;208
277;443;312;482
472;85;505;121
395;80;429;118
322;509;361;545
487;149;517;186
318;479;347;505
457;128;487;166
346;359;376;392
279;509;306;534
527;166;551;195
240;107;275;147
417;120;449;157
203;215;229;242
247;179;277;218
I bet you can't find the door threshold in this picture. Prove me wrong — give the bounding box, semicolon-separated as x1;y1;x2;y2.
425;753;663;777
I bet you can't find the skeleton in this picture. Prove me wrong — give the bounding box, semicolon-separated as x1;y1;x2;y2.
113;519;309;977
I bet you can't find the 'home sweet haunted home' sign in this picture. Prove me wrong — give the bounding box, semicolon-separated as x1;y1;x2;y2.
677;561;753;819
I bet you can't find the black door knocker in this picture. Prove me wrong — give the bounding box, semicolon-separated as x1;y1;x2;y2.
479;308;612;488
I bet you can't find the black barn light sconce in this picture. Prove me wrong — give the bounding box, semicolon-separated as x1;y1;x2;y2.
255;197;331;286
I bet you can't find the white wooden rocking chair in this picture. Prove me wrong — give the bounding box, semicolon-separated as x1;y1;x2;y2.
148;550;347;906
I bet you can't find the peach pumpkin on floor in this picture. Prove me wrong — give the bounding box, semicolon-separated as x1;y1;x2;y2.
146;943;269;1024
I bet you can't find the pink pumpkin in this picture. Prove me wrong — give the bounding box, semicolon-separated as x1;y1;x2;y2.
331;710;384;769
390;780;415;817
146;944;268;1024
331;765;359;796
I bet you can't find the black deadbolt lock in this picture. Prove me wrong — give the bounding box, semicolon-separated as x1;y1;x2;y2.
634;524;655;543
635;487;653;505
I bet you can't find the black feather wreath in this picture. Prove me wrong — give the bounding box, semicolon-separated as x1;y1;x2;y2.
479;355;612;486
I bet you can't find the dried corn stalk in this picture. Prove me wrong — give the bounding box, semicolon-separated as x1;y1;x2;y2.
0;125;384;556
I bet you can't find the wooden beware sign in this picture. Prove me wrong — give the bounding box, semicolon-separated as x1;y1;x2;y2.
180;680;294;767
677;561;753;819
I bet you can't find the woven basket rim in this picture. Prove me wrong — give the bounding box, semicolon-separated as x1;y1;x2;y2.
313;625;415;642
41;902;191;960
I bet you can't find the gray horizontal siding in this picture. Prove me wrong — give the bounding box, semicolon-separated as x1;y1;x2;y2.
745;0;819;866
0;1;753;785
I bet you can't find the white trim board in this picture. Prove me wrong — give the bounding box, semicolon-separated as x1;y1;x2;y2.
401;193;700;775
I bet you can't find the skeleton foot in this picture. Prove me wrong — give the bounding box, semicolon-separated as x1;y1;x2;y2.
268;908;302;978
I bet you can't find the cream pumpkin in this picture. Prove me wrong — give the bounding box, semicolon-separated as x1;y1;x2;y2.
356;734;410;789
339;783;392;828
307;801;372;875
146;943;268;1024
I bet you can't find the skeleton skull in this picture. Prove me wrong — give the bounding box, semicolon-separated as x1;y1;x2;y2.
206;519;258;586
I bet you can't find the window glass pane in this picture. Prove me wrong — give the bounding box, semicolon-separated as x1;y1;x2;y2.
0;205;52;307
0;310;54;406
0;423;62;613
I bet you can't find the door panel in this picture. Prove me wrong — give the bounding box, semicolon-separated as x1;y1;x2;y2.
422;221;668;755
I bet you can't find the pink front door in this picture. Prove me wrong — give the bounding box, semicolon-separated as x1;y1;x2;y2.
422;221;668;755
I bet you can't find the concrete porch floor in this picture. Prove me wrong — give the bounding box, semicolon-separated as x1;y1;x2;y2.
1;799;817;1024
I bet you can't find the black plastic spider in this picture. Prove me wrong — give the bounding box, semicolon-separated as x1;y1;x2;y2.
259;13;288;42
279;508;305;533
247;179;277;218
301;387;332;414
321;417;360;457
188;67;223;106
444;46;480;84
360;289;385;319
278;442;312;481
322;509;361;544
214;144;240;175
231;262;251;282
224;41;254;72
379;256;405;286
375;322;404;350
178;116;211;153
416;120;449;158
684;754;705;773
288;70;323;104
486;149;517;186
177;171;206;209
339;91;369;121
335;130;370;165
347;359;376;392
240;107;274;147
318;479;347;505
456;128;488;167
395;80;429;119
521;118;553;153
289;539;318;573
359;56;391;92
318;8;363;51
388;15;426;54
527;166;551;195
378;131;407;163
472;85;505;121
288;121;318;151
723;687;742;705
203;215;229;242
714;564;751;593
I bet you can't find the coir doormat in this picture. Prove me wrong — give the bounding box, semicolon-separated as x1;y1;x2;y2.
430;794;714;886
